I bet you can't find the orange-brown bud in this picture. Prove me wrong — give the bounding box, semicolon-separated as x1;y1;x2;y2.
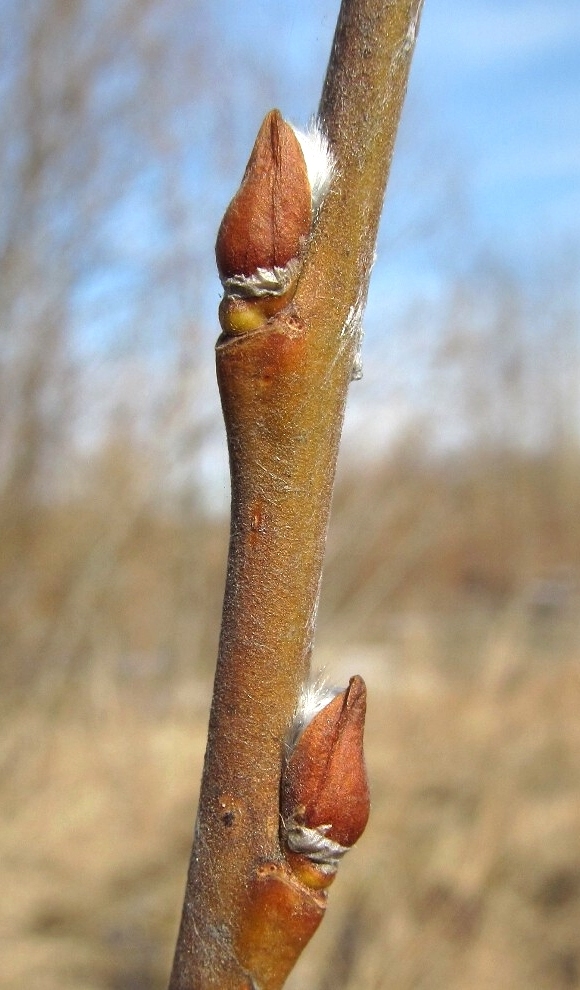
215;109;311;285
281;675;370;872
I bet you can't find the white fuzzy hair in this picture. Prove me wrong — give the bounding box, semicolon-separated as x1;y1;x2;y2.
292;118;335;211
286;673;341;753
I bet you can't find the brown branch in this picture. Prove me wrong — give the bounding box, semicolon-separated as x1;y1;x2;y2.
168;1;424;988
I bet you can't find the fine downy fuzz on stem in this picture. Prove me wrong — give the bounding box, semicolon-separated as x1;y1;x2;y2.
169;2;424;988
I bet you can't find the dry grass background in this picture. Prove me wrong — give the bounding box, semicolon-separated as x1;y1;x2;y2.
2;437;580;990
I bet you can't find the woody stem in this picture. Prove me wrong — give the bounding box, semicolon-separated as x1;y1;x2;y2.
168;1;424;988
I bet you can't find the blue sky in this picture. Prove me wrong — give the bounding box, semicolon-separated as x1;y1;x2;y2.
57;0;579;356
208;0;580;334
28;0;574;408
46;0;578;492
415;0;580;260
220;0;580;257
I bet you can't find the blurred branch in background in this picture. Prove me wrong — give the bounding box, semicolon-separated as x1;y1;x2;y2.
0;0;244;706
1;0;580;988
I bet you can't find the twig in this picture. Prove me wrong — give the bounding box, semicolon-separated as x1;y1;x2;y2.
169;1;424;987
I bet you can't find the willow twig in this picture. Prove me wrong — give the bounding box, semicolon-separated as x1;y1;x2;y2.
169;1;424;987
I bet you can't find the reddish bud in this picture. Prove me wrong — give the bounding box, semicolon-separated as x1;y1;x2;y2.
282;675;370;866
215;109;311;285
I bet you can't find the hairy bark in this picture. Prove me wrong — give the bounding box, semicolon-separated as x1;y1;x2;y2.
169;1;424;987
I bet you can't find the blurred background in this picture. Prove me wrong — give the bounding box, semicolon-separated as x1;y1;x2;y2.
1;0;580;987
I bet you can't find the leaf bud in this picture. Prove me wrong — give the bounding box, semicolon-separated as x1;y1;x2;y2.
281;675;370;885
216;109;310;285
215;109;334;334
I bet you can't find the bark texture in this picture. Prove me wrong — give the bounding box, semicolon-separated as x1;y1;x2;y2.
169;1;424;987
